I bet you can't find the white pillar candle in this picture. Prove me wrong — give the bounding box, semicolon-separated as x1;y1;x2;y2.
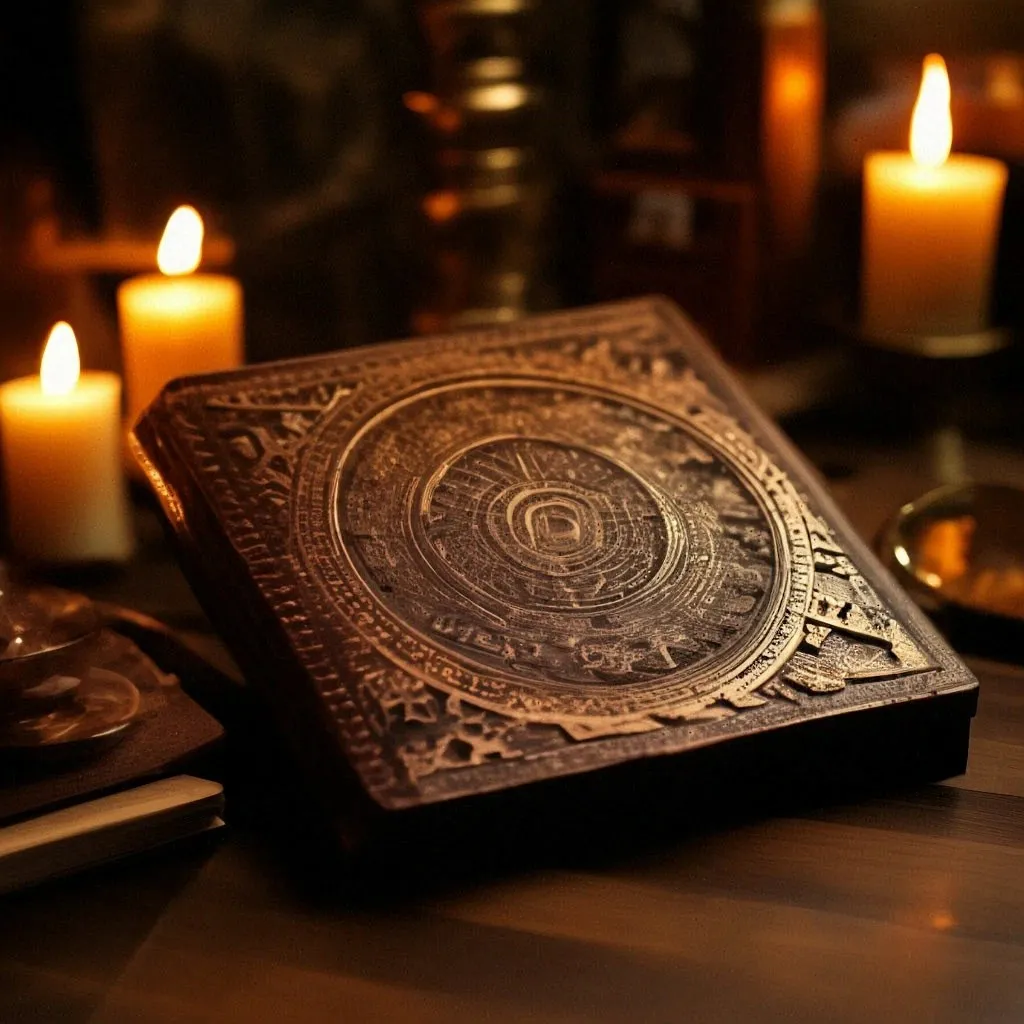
862;55;1008;337
118;206;243;427
0;323;132;564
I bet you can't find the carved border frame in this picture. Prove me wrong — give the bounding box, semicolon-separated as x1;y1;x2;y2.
136;298;978;808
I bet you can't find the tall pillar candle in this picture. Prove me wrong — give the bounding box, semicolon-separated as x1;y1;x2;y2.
118;206;243;427
0;323;132;564
862;55;1008;337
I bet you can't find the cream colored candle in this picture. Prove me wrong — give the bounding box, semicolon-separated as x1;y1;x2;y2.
118;206;243;427
862;55;1008;337
0;323;132;564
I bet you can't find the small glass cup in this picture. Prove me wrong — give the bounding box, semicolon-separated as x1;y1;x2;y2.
0;578;140;754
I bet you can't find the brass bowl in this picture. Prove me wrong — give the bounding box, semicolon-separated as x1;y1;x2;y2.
878;482;1024;659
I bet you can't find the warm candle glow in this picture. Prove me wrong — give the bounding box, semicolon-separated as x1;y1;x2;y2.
778;65;814;106
157;205;204;276
2;324;131;562
39;322;80;397
863;50;1008;337
910;54;953;169
120;210;244;426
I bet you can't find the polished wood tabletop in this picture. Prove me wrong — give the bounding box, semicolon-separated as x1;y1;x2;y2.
3;417;1024;1024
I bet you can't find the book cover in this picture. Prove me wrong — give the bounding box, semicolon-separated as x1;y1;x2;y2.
131;298;978;817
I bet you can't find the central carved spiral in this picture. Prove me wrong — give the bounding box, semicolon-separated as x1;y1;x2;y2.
421;438;675;615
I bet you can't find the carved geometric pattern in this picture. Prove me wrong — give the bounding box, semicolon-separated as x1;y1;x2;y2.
144;299;961;806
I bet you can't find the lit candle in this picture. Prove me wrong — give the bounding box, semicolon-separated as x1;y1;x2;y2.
862;55;1008;337
0;324;132;564
117;206;243;427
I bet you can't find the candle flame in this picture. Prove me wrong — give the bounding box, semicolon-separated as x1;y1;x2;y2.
910;54;953;169
40;322;80;397
157;205;204;275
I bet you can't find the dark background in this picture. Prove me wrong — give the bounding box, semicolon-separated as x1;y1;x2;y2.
2;1;1022;375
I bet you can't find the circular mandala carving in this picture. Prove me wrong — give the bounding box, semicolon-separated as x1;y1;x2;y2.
418;438;679;618
299;378;813;725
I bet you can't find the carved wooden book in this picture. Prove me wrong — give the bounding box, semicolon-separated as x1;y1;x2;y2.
132;299;978;827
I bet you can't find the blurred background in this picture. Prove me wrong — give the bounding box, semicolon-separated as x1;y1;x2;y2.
1;0;1022;410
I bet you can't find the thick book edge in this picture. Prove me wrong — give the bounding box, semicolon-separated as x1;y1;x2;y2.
0;775;224;895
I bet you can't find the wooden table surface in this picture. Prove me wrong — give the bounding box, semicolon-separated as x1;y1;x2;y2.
3;421;1024;1024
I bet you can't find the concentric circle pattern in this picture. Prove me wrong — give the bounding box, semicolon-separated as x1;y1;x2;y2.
321;379;789;718
420;439;676;615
